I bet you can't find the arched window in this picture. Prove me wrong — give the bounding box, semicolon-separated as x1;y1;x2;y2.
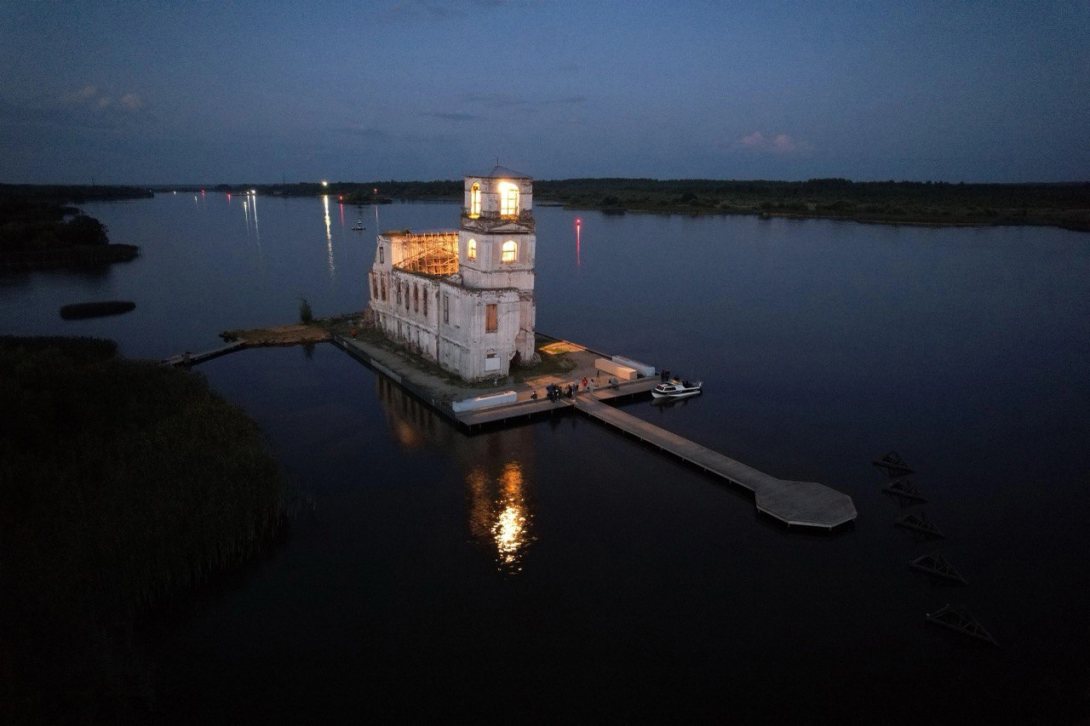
501;240;517;263
499;182;519;217
467;238;477;261
470;182;481;218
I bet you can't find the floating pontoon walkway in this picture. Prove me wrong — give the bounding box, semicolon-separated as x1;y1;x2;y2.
573;394;857;530
162;341;245;367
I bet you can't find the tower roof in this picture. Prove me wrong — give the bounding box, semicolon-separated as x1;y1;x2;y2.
472;164;531;180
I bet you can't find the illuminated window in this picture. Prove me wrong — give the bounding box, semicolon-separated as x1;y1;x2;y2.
501;240;517;263
485;303;498;333
470;183;481;218
499;183;519;217
467;238;477;261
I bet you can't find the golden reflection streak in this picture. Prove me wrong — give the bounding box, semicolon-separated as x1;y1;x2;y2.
251;190;260;240
321;194;335;279
496;461;531;572
465;461;533;573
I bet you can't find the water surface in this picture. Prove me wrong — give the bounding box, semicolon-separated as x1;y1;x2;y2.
4;194;1089;721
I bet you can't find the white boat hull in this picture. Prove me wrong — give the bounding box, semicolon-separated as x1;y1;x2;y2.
651;381;703;399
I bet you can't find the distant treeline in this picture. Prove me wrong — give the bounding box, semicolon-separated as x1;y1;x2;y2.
192;177;1090;232
536;178;1090;232
0;183;153;203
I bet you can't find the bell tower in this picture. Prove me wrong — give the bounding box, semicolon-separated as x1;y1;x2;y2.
458;166;537;364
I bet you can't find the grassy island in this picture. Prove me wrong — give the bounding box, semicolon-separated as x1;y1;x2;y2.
0;336;284;723
0;185;148;270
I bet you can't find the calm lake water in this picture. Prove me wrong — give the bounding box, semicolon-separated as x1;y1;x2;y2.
4;193;1090;721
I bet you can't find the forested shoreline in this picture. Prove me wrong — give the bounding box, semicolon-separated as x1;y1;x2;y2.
192;178;1090;232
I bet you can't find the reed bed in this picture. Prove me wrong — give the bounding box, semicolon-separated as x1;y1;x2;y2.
0;336;285;722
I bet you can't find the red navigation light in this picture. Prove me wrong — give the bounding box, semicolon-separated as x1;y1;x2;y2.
575;218;582;226
338;195;344;202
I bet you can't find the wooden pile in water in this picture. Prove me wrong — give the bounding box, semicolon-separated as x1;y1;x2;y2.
926;604;998;645
895;511;944;539
910;551;967;584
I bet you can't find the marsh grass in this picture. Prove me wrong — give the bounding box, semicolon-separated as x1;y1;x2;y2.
0;336;285;723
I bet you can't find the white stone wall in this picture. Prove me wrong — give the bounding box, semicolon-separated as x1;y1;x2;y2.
367;169;538;382
371;269;441;362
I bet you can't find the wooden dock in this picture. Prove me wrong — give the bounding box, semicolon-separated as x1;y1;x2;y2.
162;341;245;367
454;377;661;427
573;394;857;530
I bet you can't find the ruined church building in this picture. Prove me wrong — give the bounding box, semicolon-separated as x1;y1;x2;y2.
367;166;538;381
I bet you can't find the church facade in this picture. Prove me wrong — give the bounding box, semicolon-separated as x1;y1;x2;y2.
367;166;538;381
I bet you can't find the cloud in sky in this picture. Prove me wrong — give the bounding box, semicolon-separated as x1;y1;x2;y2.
459;93;587;110
737;131;806;154
335;124;390;140
424;111;478;122
119;93;145;111
46;84;153;127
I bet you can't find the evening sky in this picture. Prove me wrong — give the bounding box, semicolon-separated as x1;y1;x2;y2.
1;0;1087;184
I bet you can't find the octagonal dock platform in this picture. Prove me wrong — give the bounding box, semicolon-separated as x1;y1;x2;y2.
573;395;857;530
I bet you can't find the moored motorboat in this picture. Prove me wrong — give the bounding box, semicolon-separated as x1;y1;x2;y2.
651;378;703;399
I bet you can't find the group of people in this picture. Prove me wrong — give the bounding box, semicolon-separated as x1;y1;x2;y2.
544;383;574;401
530;374;620;403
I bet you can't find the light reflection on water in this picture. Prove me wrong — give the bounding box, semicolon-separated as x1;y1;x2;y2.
374;375;535;574
321;195;335;280
251;191;260;241
468;460;533;574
